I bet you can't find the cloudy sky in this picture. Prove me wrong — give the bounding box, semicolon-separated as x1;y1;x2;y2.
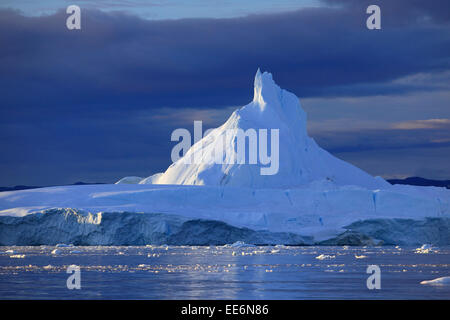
0;0;449;186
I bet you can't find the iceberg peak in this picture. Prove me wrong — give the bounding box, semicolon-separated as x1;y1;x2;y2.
123;70;389;189
253;68;280;109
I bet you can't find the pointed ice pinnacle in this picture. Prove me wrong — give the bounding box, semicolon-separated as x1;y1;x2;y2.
253;68;280;110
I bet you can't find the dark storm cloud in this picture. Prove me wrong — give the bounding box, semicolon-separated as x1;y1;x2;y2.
315;125;450;153
309;117;450;179
1;4;450;185
322;0;450;24
1;5;450;118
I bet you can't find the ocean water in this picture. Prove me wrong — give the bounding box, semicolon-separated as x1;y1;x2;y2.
0;245;449;299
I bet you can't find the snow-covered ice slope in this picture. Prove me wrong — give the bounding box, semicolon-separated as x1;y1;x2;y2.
1;70;449;245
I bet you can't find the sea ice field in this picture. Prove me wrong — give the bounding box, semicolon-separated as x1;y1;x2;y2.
0;245;449;299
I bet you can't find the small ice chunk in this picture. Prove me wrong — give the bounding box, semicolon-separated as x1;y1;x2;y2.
252;250;266;254
420;276;450;286
315;254;335;260
147;253;159;257
230;241;255;248
415;244;434;254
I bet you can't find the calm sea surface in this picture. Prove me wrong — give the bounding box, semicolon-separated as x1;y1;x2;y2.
0;245;449;299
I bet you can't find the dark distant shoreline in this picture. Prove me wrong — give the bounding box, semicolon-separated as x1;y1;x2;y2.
1;177;449;192
386;177;450;189
0;182;106;192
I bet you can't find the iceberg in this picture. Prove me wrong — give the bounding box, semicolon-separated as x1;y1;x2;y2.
0;70;449;245
315;254;335;260
136;69;388;189
115;176;144;184
420;276;450;286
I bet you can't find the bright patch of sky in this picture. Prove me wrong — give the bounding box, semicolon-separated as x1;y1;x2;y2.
1;0;322;19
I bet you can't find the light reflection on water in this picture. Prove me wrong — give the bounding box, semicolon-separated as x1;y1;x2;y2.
0;245;449;299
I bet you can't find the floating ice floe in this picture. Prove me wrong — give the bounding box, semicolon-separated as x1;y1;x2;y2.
420;276;450;286
51;249;61;255
354;255;368;259
228;241;256;248
315;254;335;260
415;244;434;254
249;250;262;255
147;253;159;257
